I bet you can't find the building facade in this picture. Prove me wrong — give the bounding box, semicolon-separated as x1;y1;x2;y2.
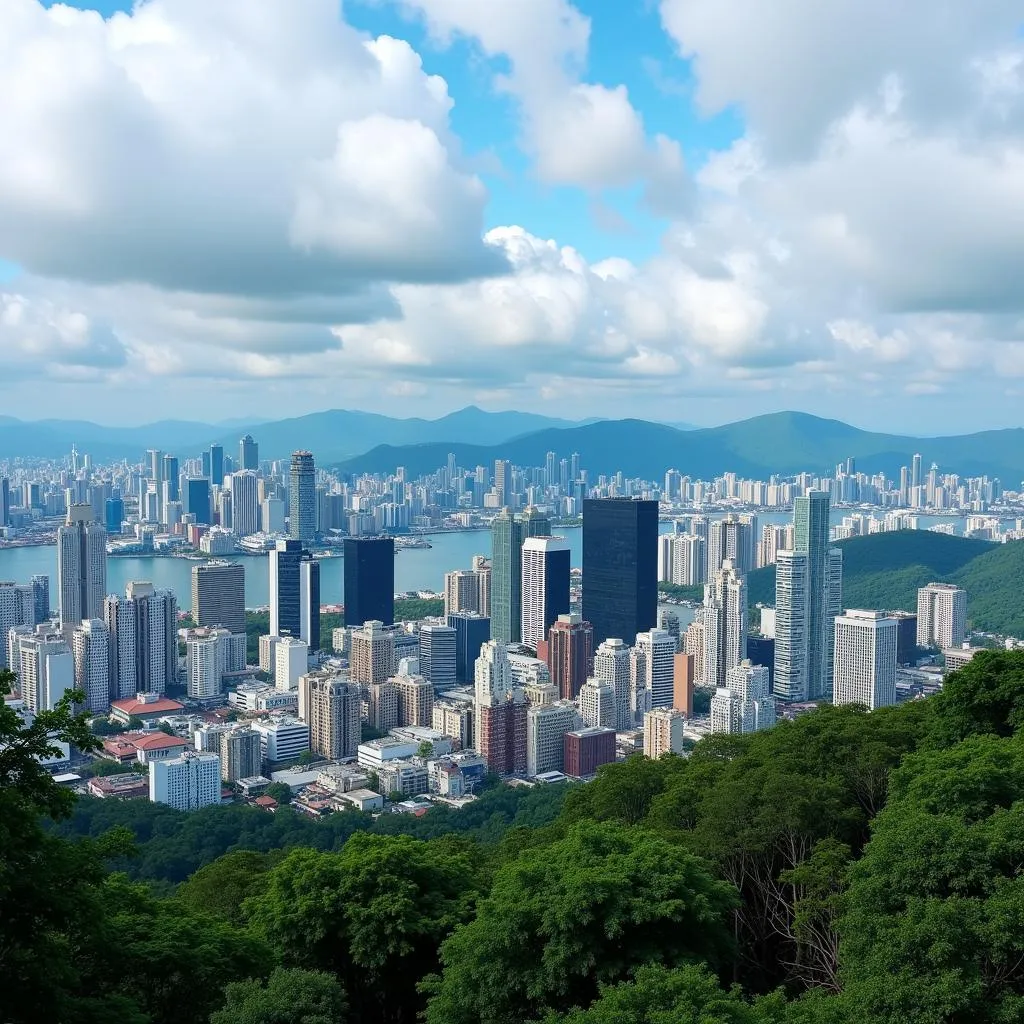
833;610;898;710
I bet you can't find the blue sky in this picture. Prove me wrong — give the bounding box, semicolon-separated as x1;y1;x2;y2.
4;1;1024;431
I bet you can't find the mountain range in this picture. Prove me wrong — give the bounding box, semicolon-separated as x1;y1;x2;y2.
1;408;1022;483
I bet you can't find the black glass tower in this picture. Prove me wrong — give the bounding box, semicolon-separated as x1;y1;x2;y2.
343;537;395;627
582;498;658;646
269;539;321;651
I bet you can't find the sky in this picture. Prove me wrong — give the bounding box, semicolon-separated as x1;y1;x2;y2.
2;1;1024;433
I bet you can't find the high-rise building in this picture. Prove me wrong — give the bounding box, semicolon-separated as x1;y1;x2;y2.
72;618;110;713
104;584;178;700
185;478;212;525
289;451;316;542
773;492;842;702
490;507;550;644
916;583;967;649
367;678;399;732
711;660;776;734
643;708;686;758
30;575;49;624
209;444;225;488
545;613;594;700
230;470;260;537
57;505;107;634
269;539;321;650
633;628;677;710
105;497;125;535
520;536;570;649
474;640;527;776
185;627;245;699
563;726;616;777
494;459;512;505
274;636;308;691
834;610;898;710
18;630;74;713
343;537;395;627
395;672;435;727
0;582;35;668
706;514;758;577
191;560;245;635
673;653;695;715
239;434;259;471
350;620;395;685
149;751;221;811
448;612;491;684
582;498;658;646
304;673;361;760
578;677;616;729
219;728;261;782
163;454;180;505
419;623;457;690
593;637;632;731
0;476;9;527
526;700;579;776
701;560;747;689
444;563;490;617
658;533;705;586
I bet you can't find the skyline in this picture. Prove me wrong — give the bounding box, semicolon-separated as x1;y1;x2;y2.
0;1;1022;432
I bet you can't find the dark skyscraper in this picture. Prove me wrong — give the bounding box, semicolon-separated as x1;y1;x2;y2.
289;451;316;543
105;497;125;534
269;538;321;651
191;560;245;634
239;434;259;471
1;477;9;527
162;454;180;502
582;498;658;646
30;575;49;623
448;612;491;684
343;537;394;627
209;444;224;487
185;478;212;525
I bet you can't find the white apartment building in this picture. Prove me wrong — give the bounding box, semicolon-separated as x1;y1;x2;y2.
633;628;676;710
702;560;747;689
149;751;221;811
526;700;579;777
0;582;35;669
711;661;776;734
72;618;110;713
275;636;308;692
834;610;898;710
18;630;74;714
917;583;968;649
593;637;632;731
578;678;616;729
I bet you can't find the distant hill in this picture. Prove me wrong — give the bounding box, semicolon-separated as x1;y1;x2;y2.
747;530;1024;637
337;411;1024;482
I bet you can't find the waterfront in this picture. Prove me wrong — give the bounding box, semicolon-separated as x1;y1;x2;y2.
0;511;970;612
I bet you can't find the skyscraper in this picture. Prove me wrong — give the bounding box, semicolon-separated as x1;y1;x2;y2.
916;583;967;649
419;623;457;690
210;444;225;487
545;613;594;700
104;582;179;699
701;560;748;689
230;470;260;537
710;661;776;734
219;728;261;782
707;514;757;576
105;496;125;535
72;619;110;713
30;575;49;624
349;620;395;685
304;673;361;760
582;498;658;646
494;459;512;505
1;476;9;528
162;454;180;504
773;492;842;702
593;637;632;731
520;536;570;649
18;630;73;713
185;477;212;525
239;434;259;471
490;507;550;644
474;640;527;776
289;451;316;542
0;583;35;669
833;610;898;710
448;612;491;684
57;505;107;634
633;628;677;711
191;560;245;635
269;539;321;650
343;537;394;627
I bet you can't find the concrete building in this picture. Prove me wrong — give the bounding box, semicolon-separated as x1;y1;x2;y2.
274;636;308;692
191;560;245;635
259;634;281;674
633;628;676;710
711;661;776;734
520;536;570;650
444;563;491;617
184;627;245;699
701;560;747;689
350;620;395;686
564;726;616;777
578;677;616;729
72;618;110;713
0;582;36;668
643;708;686;759
104;583;178;700
219;728;262;783
544;613;593;700
367;678;399;732
57;505;107;634
419;623;457;690
593;637;632;731
432;700;474;749
447;612;491;684
474;639;527;776
917;583;968;649
230;470;260;537
673;652;695;716
490;507;550;644
149;751;221;811
526;700;579;777
395;672;434;727
305;674;361;760
833;610;898;710
943;646;983;672
289;451;317;543
19;629;74;713
252;717;310;766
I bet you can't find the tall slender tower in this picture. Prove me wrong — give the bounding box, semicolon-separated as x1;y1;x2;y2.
701;560;748;689
289;451;316;543
57;505;107;634
269;539;321;650
239;434;259;471
490;507;550;644
520;536;570;649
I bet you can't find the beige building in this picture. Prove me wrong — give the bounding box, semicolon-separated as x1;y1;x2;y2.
350;620;395;685
643;708;686;759
395;673;434;727
306;674;361;760
367;678;399;732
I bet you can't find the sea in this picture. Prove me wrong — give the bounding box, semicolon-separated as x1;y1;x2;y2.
0;511;969;613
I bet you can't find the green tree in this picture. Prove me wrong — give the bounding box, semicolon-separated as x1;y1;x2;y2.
211;967;347;1024
931;649;1024;744
177;850;278;925
265;781;292;804
539;964;790;1024
423;821;735;1024
87;758;146;777
245;833;479;1023
417;740;435;758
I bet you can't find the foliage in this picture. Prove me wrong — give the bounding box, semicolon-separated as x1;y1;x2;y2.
395;596;445;620
693;686;713;715
246;834;479;1023
89;716;124;736
930;649;1024;743
658;581;703;601
86;758;147;777
423;821;735;1024
211;968;348;1024
265;781;292;804
177;849;280;924
952;538;1024;637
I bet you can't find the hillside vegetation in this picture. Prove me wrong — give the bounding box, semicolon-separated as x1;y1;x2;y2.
749;530;1024;636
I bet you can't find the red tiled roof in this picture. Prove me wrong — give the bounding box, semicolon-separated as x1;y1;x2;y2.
131;733;187;751
254;796;278;807
111;696;184;716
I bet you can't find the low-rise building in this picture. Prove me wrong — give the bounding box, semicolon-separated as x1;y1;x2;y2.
357;737;419;770
376;761;429;797
110;692;184;726
252;717;310;767
339;788;384;812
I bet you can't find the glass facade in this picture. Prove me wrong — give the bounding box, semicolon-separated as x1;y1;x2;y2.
343;537;395;627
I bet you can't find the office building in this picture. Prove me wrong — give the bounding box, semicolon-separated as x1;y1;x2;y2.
916;583;968;649
289;450;316;542
774;492;842;702
239;434;259;471
18;630;74;713
185;627;245;699
219;728;261;783
643;708;686;759
30;575;49;624
633;628;677;711
563;727;616;778
305;674;361;760
520;536;570;649
269;539;321;650
578;677;616;729
57;505;107;633
701;560;747;689
419;623;457;690
526;700;579;776
105;496;125;535
395;672;434;727
593;637;632;731
0;582;35;668
343;537;395;627
833;610;898;710
707;514;757;576
448;612;491;684
711;661;776;734
350;620;395;685
274;636;308;691
209;444;225;488
191;560;245;635
149;751;221;811
545;613;594;700
490;507;550;643
0;476;8;527
185;478;212;525
71;619;110;713
444;562;490;617
230;470;260;537
582;498;658;646
474;640;527;776
252;717;309;766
